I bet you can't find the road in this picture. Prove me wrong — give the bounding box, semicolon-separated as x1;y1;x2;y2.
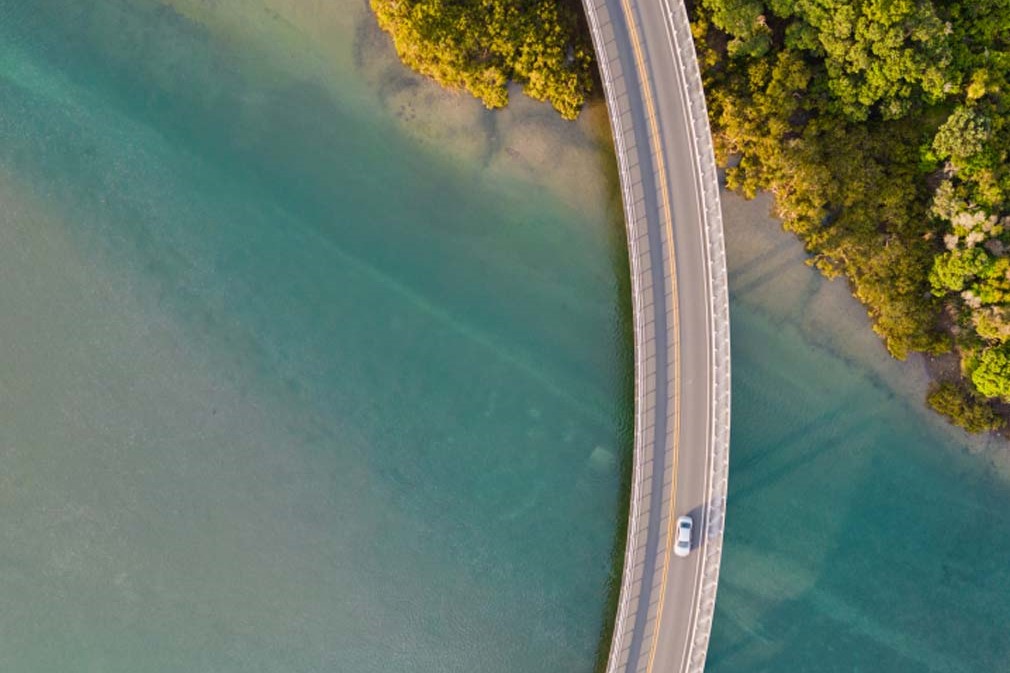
579;0;732;672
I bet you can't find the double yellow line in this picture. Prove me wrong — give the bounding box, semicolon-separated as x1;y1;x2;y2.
613;0;683;671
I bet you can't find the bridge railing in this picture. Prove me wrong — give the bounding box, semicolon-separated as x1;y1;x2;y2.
580;2;650;672
660;1;732;671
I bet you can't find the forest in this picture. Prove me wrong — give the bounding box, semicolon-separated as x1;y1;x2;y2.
370;0;593;119
691;0;1010;432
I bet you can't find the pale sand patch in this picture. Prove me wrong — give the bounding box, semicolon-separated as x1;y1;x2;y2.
351;14;618;218
351;17;494;167
482;90;617;219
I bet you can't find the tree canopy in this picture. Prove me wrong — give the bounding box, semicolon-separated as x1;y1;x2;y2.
371;0;593;119
928;382;1005;433
694;0;1010;431
973;347;1010;400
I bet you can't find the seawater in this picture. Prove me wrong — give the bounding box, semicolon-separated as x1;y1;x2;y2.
0;1;629;671
712;192;1010;672
3;1;1010;672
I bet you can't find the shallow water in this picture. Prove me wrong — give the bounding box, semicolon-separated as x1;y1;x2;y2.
3;1;1010;672
711;191;1010;673
0;2;628;671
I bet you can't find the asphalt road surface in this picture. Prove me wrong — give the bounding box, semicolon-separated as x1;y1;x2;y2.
581;0;731;671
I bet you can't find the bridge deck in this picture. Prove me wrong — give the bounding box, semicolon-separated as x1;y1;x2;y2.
580;1;732;672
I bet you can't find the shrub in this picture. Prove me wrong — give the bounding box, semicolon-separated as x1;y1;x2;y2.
927;382;1004;433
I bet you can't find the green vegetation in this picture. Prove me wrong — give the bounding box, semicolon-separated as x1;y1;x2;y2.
971;346;1010;401
928;382;1004;433
692;0;1010;432
371;0;594;119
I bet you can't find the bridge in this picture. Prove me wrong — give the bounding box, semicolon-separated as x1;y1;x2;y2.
580;0;732;671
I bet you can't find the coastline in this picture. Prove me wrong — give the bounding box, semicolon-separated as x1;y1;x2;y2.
722;187;1010;479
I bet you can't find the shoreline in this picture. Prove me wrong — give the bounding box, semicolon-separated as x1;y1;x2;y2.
720;187;1010;478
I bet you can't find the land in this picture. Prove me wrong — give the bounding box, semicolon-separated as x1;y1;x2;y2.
691;0;1010;434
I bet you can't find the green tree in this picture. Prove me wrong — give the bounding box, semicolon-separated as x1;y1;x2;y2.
927;382;1004;432
705;0;772;57
693;0;1010;426
972;345;1010;400
932;106;990;169
371;0;593;119
929;247;991;295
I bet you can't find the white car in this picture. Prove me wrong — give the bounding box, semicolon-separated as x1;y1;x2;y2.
674;515;693;558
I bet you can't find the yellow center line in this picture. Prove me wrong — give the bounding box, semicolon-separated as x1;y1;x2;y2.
613;0;683;671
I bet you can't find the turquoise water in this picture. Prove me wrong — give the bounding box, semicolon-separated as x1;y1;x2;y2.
3;1;1010;672
0;1;628;671
712;192;1010;672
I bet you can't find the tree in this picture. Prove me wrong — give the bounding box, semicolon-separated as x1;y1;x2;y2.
371;0;593;119
974;307;1010;343
972;345;1010;400
927;382;1004;433
929;248;991;295
703;0;772;57
932;106;990;169
693;0;1010;427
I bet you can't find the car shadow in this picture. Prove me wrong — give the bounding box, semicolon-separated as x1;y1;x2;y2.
686;503;706;551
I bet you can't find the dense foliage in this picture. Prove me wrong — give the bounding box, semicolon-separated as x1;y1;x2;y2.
927;382;1005;433
371;0;594;119
692;0;1010;431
